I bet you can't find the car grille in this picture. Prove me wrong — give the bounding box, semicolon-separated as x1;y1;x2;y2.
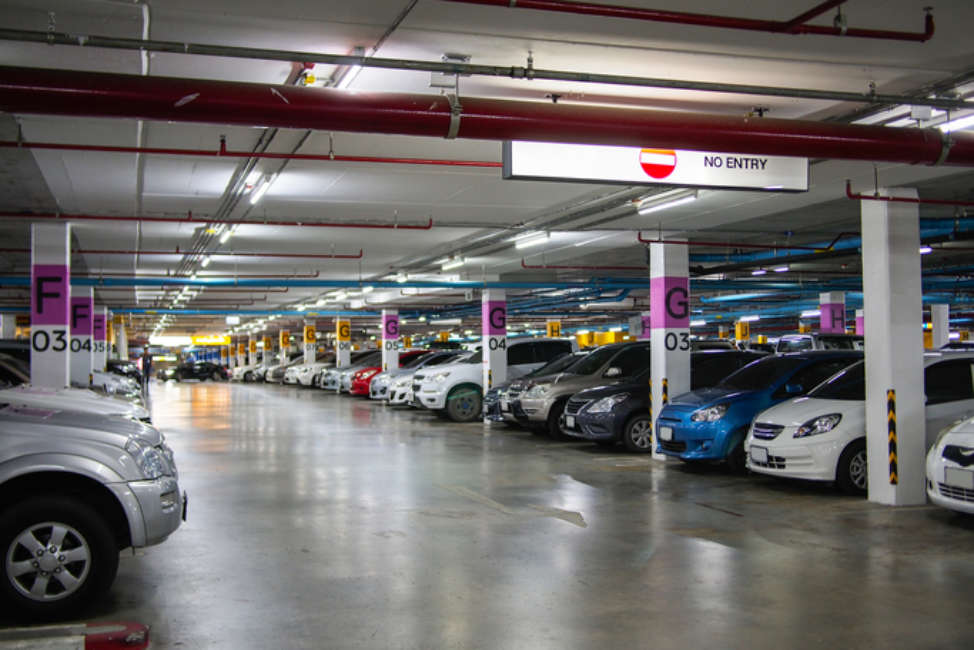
938;483;974;502
565;398;588;416
752;422;785;440
750;454;787;469
507;383;524;400
659;440;686;453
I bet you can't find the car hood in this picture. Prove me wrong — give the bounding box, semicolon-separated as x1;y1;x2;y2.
0;403;163;447
573;380;645;401
534;372;620;397
0;385;151;420
669;386;755;407
754;396;862;427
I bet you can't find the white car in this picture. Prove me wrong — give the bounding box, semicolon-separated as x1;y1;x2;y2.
926;414;974;514
231;363;262;382
745;353;974;494
91;369;140;395
0;385;151;422
413;339;577;422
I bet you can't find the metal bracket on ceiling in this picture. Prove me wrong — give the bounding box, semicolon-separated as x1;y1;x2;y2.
935;128;954;166
446;93;462;140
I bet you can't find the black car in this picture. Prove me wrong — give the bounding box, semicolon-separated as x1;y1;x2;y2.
107;358;143;383
563;349;767;452
174;360;229;381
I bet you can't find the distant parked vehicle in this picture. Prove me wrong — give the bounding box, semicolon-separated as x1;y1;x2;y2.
927;412;974;515
775;333;863;354
174;361;228;381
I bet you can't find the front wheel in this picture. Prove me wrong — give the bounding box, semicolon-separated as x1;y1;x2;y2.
0;496;119;620
725;437;747;474
210;370;222;381
622;414;654;453
546;400;569;440
836;439;867;495
445;387;482;422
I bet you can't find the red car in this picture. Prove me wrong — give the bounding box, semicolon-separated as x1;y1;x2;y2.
349;350;429;396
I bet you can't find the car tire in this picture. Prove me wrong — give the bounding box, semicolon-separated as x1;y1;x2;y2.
243;371;253;382
445;386;482;422
0;496;119;620
546;400;569;440
622;414;654;453
725;437;747;474
210;370;222;381
836;439;868;496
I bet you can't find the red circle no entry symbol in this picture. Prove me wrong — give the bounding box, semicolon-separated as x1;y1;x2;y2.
639;148;677;179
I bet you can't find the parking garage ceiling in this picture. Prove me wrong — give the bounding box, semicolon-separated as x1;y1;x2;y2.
1;0;973;338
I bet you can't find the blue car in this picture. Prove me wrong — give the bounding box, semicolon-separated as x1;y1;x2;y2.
655;351;863;471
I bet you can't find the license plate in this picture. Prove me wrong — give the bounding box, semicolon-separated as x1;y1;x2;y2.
565;415;575;429
500;399;509;411
659;426;673;441
750;446;768;464
945;467;974;490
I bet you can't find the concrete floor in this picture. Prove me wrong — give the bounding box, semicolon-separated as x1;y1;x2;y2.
37;381;974;647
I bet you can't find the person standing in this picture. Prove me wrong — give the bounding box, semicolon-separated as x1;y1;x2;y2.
141;347;153;391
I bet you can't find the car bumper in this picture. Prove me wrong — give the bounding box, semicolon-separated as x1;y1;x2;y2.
297;374;317;386
515;396;552;423
569;411;623;441
926;454;974;514
744;436;843;482
125;476;184;547
655;415;729;461
388;386;412;404
350;380;371;395
418;387;447;410
370;382;390;400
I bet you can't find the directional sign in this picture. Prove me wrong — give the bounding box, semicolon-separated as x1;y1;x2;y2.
639;148;677;180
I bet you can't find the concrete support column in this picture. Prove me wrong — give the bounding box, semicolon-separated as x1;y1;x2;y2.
92;306;108;371
248;335;257;366
862;187;925;505
221;346;229;368
381;309;400;372
855;309;864;336
820;291;846;333
931;304;950;350
30;223;71;388
262;334;274;367
70;287;93;386
0;313;16;338
627;313;651;340
236;339;246;368
115;316;128;360
482;289;507;390
335;319;351;367
649;242;690;462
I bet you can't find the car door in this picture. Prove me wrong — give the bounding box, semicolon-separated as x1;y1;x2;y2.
924;358;974;448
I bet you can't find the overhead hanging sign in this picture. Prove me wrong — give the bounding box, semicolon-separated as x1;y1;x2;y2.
191;335;231;346
502;141;808;191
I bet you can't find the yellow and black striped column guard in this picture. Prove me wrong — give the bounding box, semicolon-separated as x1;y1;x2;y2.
662;378;669;405
887;389;898;485
647;378;653;438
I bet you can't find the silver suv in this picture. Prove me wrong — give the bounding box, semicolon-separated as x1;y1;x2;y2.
775;333;864;354
0;406;185;619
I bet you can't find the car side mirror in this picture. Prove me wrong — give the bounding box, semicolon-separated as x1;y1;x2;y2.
604;367;622;378
785;383;803;395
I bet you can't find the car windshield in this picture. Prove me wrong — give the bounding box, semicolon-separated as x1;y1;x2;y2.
400;353;430;369
419;353;459;368
564;346;619;376
524;352;577;378
463;350;483;364
818;335;863;350
808;361;865;400
777;337;813;353
719;357;807;391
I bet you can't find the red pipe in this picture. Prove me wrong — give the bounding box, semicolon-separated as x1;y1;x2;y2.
444;0;934;42
846;180;974;207
0;270;320;279
0;67;970;166
0;140;500;169
521;259;645;271
780;1;846;33
0;210;434;230
637;232;824;251
0;247;364;260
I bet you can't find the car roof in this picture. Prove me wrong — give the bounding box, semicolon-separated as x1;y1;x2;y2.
777;350;864;360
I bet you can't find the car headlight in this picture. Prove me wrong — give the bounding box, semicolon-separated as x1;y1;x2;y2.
524;383;550;399
794;413;842;438
432;371;452;382
394;377;411;388
691;404;729;422
587;393;630;413
125;438;168;480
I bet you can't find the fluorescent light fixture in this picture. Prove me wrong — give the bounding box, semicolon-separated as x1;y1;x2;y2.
219;228;233;244
191;273;198;280
396;272;407;283
609;327;623;332
690;320;706;327
514;232;550;249
464;329;473;335
200;256;211;268
441;257;465;271
362;285;374;294
418;316;427;322
938;114;974;133
751;269;767;276
333;291;348;301
430;318;462;325
773;265;790;273
296;305;307;311
576;329;590;335
349;299;365;309
801;309;821;318
636;189;698;216
949;332;961;340
739;315;760;322
919;246;933;254
226;316;241;325
149;335;192;346
574;234;614;247
315;299;327;307
249;175;275;205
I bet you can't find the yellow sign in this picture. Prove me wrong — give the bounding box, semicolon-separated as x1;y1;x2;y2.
263;336;273;351
220;347;228;359
438;331;450;342
249;340;257;354
237;343;246;355
336;320;351;342
757;335;768;344
798;323;812;334
304;325;316;344
107;320;114;344
279;330;290;349
546;320;562;337
735;321;750;341
923;330;933;349
191;335;231;346
960;331;971;341
717;325;728;339
402;336;412;348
